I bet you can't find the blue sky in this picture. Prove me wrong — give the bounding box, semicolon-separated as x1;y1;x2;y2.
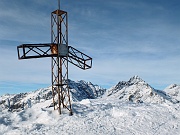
0;0;180;95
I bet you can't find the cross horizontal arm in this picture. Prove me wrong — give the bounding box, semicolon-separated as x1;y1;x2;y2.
17;43;55;59
17;44;92;70
67;46;92;70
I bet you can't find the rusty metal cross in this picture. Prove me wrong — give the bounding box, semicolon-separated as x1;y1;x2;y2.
17;0;92;115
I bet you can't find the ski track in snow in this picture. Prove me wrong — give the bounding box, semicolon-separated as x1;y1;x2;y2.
0;98;179;135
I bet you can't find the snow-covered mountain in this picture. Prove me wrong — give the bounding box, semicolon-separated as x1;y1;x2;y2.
164;84;180;103
69;80;106;101
0;76;180;135
106;76;177;104
0;79;106;112
1;76;179;113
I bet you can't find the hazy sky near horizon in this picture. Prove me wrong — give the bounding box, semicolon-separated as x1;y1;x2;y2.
0;0;180;95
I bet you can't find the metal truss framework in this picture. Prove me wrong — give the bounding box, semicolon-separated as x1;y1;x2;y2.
17;44;92;70
17;8;92;115
51;9;71;115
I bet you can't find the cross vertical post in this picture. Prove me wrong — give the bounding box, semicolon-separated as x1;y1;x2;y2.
51;9;72;115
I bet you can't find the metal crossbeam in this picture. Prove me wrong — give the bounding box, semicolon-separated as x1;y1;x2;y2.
17;44;54;59
68;46;92;70
17;44;92;70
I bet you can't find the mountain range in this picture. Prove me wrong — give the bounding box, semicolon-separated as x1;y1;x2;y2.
0;76;179;112
0;76;180;135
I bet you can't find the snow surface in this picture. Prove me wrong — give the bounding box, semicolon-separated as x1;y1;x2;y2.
0;77;180;135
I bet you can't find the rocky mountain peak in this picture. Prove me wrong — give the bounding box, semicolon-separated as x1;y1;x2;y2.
106;76;170;104
128;75;146;85
166;84;178;90
164;84;180;102
113;76;147;91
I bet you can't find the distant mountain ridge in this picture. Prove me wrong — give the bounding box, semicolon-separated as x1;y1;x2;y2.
0;76;179;112
0;79;106;112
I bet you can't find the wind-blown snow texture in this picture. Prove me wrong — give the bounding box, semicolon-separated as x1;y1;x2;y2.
0;76;179;135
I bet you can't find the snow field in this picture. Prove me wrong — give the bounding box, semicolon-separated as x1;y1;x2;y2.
1;98;179;135
0;77;180;135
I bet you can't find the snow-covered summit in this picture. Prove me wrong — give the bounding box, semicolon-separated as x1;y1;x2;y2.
108;76;149;92
128;75;147;85
164;84;180;103
106;76;170;104
107;76;148;95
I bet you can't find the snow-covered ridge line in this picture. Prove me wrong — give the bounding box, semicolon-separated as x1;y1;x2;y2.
106;76;180;104
0;79;106;112
0;76;179;112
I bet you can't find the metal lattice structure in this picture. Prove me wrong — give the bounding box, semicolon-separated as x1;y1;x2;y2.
17;0;92;115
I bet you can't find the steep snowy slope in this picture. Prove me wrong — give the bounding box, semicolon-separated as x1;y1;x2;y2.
164;84;180;103
106;76;170;104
